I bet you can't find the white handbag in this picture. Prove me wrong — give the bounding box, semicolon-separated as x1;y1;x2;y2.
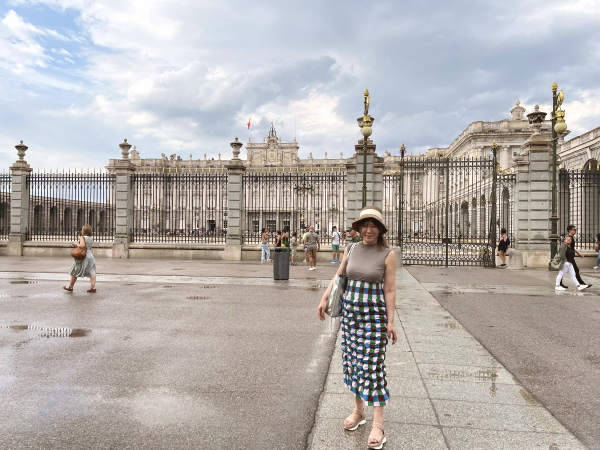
325;243;357;317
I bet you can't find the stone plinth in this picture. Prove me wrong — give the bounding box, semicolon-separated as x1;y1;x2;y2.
513;134;553;267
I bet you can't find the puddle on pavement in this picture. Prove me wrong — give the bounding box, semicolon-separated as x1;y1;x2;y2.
519;388;540;405
429;368;503;398
9;280;40;284
428;368;499;383
199;285;217;289
437;321;466;330
1;325;90;338
187;296;211;300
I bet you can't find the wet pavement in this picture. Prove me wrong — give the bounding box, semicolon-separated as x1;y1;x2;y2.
0;256;596;449
409;265;600;450
311;267;595;450
0;257;338;449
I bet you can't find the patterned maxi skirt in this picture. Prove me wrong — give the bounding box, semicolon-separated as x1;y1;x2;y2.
341;278;389;406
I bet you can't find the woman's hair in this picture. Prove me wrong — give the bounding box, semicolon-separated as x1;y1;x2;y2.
276;230;281;235
500;228;507;234
292;231;297;237
564;235;573;243
82;224;93;236
357;218;389;250
262;228;267;233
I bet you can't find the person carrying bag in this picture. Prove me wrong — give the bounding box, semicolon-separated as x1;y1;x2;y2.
324;242;356;317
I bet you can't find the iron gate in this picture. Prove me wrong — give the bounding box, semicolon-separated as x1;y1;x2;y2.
383;156;507;266
242;168;346;244
558;166;600;249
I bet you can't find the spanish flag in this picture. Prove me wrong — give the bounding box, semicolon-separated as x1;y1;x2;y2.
247;117;251;129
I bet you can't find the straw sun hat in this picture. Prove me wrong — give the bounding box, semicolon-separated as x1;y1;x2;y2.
351;206;388;234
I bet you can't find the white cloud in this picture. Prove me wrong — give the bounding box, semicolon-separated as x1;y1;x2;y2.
0;10;51;72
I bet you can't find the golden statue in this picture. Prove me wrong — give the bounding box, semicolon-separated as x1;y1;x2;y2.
363;89;370;117
556;90;564;111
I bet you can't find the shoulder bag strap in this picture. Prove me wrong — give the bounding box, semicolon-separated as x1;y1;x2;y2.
341;242;357;276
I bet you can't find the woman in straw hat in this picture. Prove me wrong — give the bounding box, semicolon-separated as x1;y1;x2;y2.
318;206;397;449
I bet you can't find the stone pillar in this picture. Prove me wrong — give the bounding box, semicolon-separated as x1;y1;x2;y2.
513;133;553;267
501;146;511;171
224;137;246;260
345;158;358;232
347;137;379;226
110;139;135;258
7;141;33;256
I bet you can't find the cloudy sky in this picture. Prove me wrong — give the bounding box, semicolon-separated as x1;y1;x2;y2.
1;0;599;170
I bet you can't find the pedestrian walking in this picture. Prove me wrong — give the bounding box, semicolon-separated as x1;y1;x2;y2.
594;232;600;270
555;236;586;291
290;231;298;265
305;226;320;270
63;224;97;293
560;225;591;289
330;226;341;263
261;228;271;262
497;228;510;267
318;206;397;449
302;227;310;263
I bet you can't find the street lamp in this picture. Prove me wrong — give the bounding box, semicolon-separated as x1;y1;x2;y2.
550;82;568;263
398;143;406;246
358;89;373;208
293;177;313;229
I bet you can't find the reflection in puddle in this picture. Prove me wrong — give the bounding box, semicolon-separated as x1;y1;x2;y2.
1;325;90;338
437;321;465;330
9;280;40;284
428;368;500;397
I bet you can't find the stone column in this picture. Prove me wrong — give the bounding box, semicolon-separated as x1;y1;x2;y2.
111;139;135;258
224;137;246;260
7;141;33;256
347;136;379;225
501;146;511;171
513;132;553;267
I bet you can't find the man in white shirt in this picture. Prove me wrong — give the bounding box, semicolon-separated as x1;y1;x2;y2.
330;226;341;263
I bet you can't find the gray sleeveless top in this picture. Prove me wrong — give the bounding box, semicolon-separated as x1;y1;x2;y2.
346;242;393;283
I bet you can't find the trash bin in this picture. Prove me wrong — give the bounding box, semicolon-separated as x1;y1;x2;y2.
273;247;290;280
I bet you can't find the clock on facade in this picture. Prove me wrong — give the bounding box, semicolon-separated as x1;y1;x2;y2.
268;151;276;161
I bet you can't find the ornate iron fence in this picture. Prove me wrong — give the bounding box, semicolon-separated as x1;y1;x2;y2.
559;168;600;249
383;156;510;266
242;168;347;244
131;171;228;243
26;172;116;242
0;173;10;239
497;173;516;246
